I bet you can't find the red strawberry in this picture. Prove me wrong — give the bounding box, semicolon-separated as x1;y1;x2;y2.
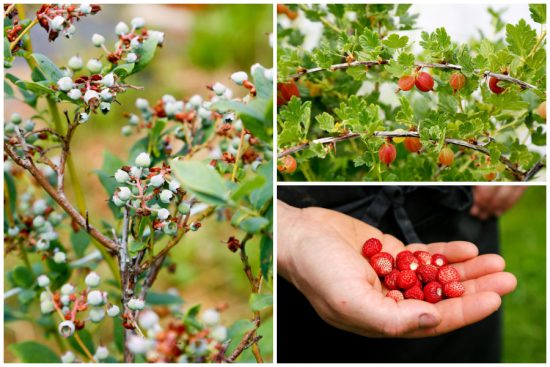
383;269;400;290
443;281;465;298
414;278;423;289
417;264;438;283
404;286;424;300
397;270;417;290
370;253;393;276
437;265;460;284
386;290;404;302
424;281;443;303
414;251;432;266
431;254;448;267
396;252;419;271
396;250;413;263
362;238;382;258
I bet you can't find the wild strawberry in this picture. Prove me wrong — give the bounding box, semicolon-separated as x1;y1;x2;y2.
438;147;454;166
417;264;438;283
414;251;432;266
370;253;394;276
397;75;415;92
415;71;434;92
396;250;414;263
361;238;382;258
277;155;297;174
396;251;419;271
378;143;397;166
423;281;443;303
404;286;424;300
386;290;404;302
437;265;460;284
383;269;400;290
488;76;505;94
431;253;448;267
443;281;465;298
449;72;466;93
403;137;422;153
397;270;417;289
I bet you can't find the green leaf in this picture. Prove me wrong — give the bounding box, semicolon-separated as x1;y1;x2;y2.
506;19;537;58
182;304;202;332
240;216;269;233
15;80;55;96
13;266;34;288
382;33;408;49
231;175;266;201
529;4;546;24
5;73;38;107
10;342;61;363
31;53;64;82
146;291;184;305
112;63;134;78
249;293;273;311
250;161;273;211
132;38;159;74
70;230;91;259
128;241;146;257
4;172;17;219
172;161;229;205
227;319;255;339
260;235;273;279
316;112;335;132
213;99;272;142
149;118;167;157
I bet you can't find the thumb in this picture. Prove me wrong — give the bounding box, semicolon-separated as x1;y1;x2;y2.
388;299;441;336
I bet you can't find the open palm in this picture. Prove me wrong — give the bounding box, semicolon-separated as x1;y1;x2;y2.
279;204;517;338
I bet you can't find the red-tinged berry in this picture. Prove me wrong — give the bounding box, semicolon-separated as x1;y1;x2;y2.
383;269;400;290
397;75;415;92
484;172;497;181
396;252;419;271
437;265;461;284
277;81;300;106
404;286;424;300
277;155;297;174
396;250;414;263
370;253;394;276
386;290;404;302
414;278;423;289
424;281;443;303
414;251;432;266
438;147;454;166
378;143;397;166
488;76;505;94
415;71;434;92
449;72;466;93
431;253;448;267
403;137;422;153
443;281;465;298
397;270;417;290
361;238;382;258
537;101;546;120
417;264;438;283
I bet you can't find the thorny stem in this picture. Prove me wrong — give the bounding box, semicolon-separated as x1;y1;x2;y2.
9;17;38;51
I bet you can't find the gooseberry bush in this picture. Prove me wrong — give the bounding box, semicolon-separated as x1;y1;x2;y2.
4;4;273;363
277;4;546;181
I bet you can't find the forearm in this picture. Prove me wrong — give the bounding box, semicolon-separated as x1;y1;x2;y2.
277;200;304;281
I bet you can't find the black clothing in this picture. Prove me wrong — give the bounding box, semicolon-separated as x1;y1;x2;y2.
277;186;501;363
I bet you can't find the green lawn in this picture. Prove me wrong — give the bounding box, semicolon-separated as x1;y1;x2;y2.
500;186;546;363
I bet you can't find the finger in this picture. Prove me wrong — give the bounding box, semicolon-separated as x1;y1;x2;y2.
403;291;501;338
406;241;479;263
451;254;505;280
486;187;515;216
462;272;517;296
495;187;525;216
470;187;496;215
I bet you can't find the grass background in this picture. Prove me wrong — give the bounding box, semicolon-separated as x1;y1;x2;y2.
500;186;546;362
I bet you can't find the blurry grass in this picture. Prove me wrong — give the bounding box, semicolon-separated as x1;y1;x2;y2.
500;186;546;362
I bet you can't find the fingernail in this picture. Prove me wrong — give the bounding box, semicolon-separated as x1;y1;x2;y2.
419;313;439;328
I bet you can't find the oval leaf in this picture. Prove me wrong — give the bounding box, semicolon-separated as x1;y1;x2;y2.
172;161;229;205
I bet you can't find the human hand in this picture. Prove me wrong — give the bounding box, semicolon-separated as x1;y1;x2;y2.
278;201;517;338
470;186;526;220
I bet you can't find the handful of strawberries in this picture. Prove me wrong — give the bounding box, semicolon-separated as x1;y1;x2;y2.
362;238;465;303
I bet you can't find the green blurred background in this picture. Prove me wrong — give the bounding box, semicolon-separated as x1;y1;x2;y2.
500;186;546;362
4;4;273;362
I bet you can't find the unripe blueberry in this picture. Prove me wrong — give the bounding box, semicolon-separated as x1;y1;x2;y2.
159;189;173;203
449;72;466;92
127;297;145;311
94;346;109;360
107;304;120;317
84;89;99;104
231;71;248;85
128;114;139;126
188;94;203;107
131;17;145;29
57;76;74;92
164;102;178;116
112;195;125;207
10;112;22;124
85;272;101;287
58;320;75;337
33;215;46;228
211;325;228;342
135;152;151;167
22;119;34;131
61;351;75;363
148;30;165;45
100;102;111;114
163;222;177;235
150;174;165;187
127;335;151;355
36;237;50;250
51;16;66;31
190;222;200;231
439;146;454;166
78;3;91;13
135;98;149;110
89;307;105;323
168;179;180;192
201;308;220;326
157;208;170;221
102;73;115;88
87;290;104;306
198;107;211;120
100;89;113;101
115;169;130;183
49;212;63;226
415;72;434;92
60;294;71;305
115;21;130;35
4;123;15;134
378;142;397;166
37;275;50;287
126;52;138;63
397;75;415;92
61;283;75;295
119;125;132;136
212;82;226;96
54;252;67;264
32;199;47;215
277;155;297;174
64;23;76;39
79;112;90;123
178;202;190;215
40;300;55;314
42;230;58;241
130;37;141;49
174;126;186;139
86;59;102;73
118;187;132;201
130;166;142;178
40;291;51;302
91;33;105;47
138;310;159;330
404;137;422;153
488;76;505;94
68;55;83;70
264;68;274;81
67;88;82;100
7;227;20;237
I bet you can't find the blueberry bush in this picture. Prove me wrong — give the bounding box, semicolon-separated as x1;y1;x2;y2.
277;4;546;181
4;4;273;363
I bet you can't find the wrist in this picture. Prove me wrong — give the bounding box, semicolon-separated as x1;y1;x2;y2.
276;200;305;280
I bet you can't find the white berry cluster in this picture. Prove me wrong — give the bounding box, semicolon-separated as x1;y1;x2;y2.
36;4;101;41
